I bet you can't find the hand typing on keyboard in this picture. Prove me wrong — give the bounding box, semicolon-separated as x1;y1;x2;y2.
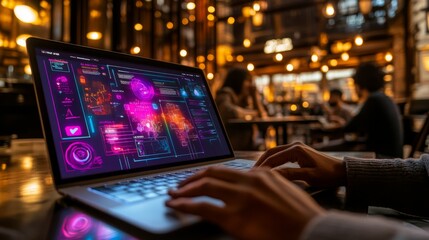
254;142;346;188
166;166;325;240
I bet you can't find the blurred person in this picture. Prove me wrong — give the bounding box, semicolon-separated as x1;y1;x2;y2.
317;63;403;158
167;142;429;240
323;88;354;127
215;68;267;150
345;63;403;158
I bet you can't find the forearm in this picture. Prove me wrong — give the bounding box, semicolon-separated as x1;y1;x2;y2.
301;210;429;240
344;155;429;216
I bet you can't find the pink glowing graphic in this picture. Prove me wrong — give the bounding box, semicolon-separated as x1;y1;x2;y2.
64;142;102;171
55;76;73;95
130;77;155;100
124;102;162;138
61;213;92;239
164;103;194;147
65;126;82;136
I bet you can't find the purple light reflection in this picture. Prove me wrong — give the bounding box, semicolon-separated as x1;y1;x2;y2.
61;213;92;239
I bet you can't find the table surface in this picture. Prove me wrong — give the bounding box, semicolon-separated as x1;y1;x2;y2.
1;139;417;240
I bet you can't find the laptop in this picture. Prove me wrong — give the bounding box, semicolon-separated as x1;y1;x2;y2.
26;37;255;234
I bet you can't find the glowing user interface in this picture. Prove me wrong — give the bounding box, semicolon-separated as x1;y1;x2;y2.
35;49;230;179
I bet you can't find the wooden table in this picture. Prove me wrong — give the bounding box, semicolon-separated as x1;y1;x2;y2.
2;139;425;240
228;115;322;145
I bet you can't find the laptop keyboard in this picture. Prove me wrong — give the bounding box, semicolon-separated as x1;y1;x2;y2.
90;161;253;203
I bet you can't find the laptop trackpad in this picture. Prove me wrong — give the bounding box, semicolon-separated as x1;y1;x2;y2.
109;195;223;234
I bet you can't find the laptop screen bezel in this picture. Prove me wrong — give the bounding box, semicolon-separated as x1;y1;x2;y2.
26;37;235;187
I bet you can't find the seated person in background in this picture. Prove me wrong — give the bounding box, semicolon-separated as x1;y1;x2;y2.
322;88;354;127
167;142;429;240
215;68;266;150
318;63;403;158
345;63;403;158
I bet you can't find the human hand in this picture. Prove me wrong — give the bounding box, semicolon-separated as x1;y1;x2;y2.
255;142;346;188
166;167;325;240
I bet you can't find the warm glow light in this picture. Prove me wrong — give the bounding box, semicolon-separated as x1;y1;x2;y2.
311;54;318;62
385;64;394;72
302;101;310;108
252;12;264;27
182;18;189;25
21;156;33;170
247;63;255;71
359;0;373;15
275;53;283;62
208;6;215;13
20;181;41;197
199;63;206;70
24;64;32;75
166;22;174;29
242;6;254;17
324;3;335;17
227;17;235;24
136;0;143;7
180;49;187;57
90;10;101;18
226;55;234;62
187;2;196;10
197;55;205;62
329;59;338;67
134;23;143;31
207;54;214;61
131;46;141;54
290;104;298;111
14;5;38;23
16;34;31;47
286;63;294;72
321;65;329;73
189;15;196;22
236;55;244;62
384;75;392;82
243;39;251;48
1;163;6;171
354;35;363;46
86;31;102;40
207;14;215;21
341;52;350;61
207;73;214;80
253;2;261;12
385;52;393;62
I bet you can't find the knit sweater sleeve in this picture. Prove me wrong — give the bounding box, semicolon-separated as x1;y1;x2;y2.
301;210;429;240
344;154;429;216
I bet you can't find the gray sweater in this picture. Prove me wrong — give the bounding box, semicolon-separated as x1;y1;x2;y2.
302;154;429;240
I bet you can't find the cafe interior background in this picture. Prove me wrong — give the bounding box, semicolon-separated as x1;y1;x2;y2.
0;0;428;156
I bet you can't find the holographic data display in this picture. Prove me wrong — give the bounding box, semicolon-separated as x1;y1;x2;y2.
35;49;230;179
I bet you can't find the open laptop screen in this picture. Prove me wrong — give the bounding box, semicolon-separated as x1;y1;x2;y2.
29;40;233;182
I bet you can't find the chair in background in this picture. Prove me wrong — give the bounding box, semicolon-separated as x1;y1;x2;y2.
408;112;429;158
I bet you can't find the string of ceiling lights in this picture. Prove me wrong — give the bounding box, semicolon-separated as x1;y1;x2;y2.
222;0;394;74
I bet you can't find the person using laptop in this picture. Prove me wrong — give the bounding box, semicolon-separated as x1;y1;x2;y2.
167;142;429;240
